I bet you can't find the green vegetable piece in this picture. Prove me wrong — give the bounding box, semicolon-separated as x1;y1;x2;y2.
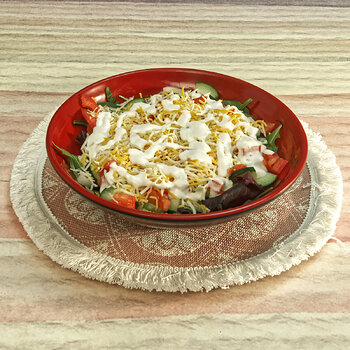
266;123;283;152
190;200;206;214
177;200;206;214
83;186;98;194
53;143;99;192
98;101;120;108
124;97;146;109
168;198;180;212
222;98;253;118
73;120;88;127
254;186;274;199
139;201;164;213
100;187;116;201
68;158;80;178
253;172;277;187
240;98;253;110
195;82;219;100
106;87;116;103
90;168;101;184
97;87;120;108
229;166;256;181
53;143;83;180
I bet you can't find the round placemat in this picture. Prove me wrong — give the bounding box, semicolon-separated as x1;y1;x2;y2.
10;112;343;292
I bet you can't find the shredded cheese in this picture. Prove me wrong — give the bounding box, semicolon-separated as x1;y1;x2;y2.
80;87;267;203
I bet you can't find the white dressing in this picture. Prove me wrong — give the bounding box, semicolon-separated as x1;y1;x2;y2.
105;162;153;188
81;87;272;206
128;135;167;166
179;150;212;164
235;134;267;177
116;110;135;128
155;164;189;196
130;124;162;149
130;102;157;115
180;121;211;142
177;110;191;127
85;111;112;159
162;99;180;111
216;133;233;177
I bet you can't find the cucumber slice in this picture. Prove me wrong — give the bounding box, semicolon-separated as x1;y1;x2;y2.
163;86;182;94
139;201;164;213
100;187;116;201
195;82;219;100
168;198;180;212
229;167;256;181
254;172;277;187
124;97;145;109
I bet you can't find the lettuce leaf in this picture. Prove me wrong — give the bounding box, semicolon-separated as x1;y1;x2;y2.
266;123;282;152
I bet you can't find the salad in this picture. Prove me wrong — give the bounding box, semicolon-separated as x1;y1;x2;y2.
54;82;289;214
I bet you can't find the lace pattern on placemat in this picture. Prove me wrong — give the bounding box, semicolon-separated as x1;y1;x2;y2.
40;160;311;268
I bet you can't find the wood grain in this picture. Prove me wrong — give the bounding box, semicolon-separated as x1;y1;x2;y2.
1;1;349;95
0;240;349;322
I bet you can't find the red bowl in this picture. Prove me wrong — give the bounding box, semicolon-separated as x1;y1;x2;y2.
46;68;308;228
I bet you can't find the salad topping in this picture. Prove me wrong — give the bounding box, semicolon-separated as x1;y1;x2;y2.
54;83;289;214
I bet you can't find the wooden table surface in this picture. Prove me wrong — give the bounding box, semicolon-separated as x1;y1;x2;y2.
1;1;349;348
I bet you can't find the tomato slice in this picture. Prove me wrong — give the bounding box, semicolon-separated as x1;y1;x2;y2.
112;193;136;209
228;164;246;176
193;95;207;104
147;188;170;211
263;153;288;175
80;95;98;110
103;160;115;172
273;157;289;174
264;121;277;134
81;107;97;133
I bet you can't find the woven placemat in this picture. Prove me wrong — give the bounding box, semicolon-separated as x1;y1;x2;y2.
41;160;311;267
10;113;343;292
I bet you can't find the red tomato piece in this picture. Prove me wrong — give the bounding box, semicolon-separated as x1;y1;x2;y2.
97;160;115;186
228;164;246;176
263;153;289;175
264;121;277;134
80;95;98;110
147;188;170;212
103;160;115;172
81;107;97;133
112;193;136;209
193;95;207;104
273;157;289;174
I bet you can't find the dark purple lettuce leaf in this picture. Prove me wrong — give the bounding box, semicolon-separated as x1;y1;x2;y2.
76;130;87;145
201;172;263;212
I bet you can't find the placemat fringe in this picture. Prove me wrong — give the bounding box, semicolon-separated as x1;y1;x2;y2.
10;114;343;292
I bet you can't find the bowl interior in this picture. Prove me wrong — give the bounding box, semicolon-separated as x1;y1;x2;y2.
46;68;308;224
